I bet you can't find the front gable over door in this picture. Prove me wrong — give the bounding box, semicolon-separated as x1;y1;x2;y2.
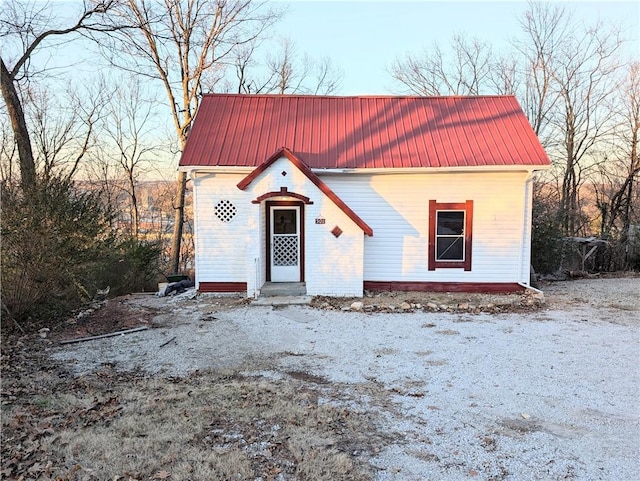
240;147;369;297
238;147;373;237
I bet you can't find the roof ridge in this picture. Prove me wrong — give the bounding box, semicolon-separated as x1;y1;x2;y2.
200;93;516;100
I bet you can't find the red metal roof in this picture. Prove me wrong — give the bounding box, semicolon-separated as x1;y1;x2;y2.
179;94;550;169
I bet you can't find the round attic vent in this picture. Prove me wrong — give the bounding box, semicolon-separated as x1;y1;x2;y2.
214;199;237;223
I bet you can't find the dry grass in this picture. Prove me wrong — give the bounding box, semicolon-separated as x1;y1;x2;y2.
2;366;384;480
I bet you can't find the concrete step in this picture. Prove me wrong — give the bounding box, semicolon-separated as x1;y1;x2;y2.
251;295;312;306
259;282;307;297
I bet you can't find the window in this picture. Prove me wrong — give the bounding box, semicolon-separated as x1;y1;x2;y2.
428;200;473;271
214;199;237;223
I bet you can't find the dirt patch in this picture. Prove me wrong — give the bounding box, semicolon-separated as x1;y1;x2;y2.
49;298;157;343
49;293;251;343
311;289;543;314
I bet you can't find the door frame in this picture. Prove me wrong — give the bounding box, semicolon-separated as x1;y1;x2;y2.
266;200;305;282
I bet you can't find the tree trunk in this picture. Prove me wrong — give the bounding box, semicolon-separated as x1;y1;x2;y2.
127;171;139;240
0;58;36;191
169;170;187;274
561;160;576;235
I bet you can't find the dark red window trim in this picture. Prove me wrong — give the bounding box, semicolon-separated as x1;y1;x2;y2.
428;200;473;271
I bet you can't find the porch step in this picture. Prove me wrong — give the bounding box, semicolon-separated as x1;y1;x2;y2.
259;282;307;297
251;295;312;306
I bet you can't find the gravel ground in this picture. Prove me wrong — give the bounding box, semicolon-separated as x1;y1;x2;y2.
51;278;640;481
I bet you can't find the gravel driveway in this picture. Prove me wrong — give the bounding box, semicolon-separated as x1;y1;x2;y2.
52;278;640;481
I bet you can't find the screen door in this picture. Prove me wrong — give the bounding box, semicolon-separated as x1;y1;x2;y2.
270;206;301;282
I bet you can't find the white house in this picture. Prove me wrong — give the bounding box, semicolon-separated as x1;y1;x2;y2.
178;94;550;298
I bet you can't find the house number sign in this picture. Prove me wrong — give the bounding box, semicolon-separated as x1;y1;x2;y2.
315;217;325;224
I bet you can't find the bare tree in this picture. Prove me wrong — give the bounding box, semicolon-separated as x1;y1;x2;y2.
488;55;521;96
595;62;640;252
24;81;109;182
233;37;343;95
390;34;495;96
0;106;17;183
106;0;282;273
0;0;126;191
551;23;623;235
83;145;124;232
512;2;625;236
101;78;161;239
514;1;568;139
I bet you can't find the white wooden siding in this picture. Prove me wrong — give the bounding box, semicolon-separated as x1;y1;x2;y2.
322;171;531;284
192;165;533;294
193;173;248;285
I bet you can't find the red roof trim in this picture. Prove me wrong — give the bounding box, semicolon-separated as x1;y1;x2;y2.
238;147;373;236
237;147;293;190
251;187;313;204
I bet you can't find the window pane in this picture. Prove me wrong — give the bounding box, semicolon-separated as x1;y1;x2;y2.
274;210;297;234
437;237;464;261
437;211;464;235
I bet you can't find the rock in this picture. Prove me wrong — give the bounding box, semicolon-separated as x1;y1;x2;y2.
350;301;363;311
427;302;438;310
400;302;411;310
486;303;495;309
38;328;50;339
341;306;351;312
458;302;469;310
320;302;330;309
439;304;449;311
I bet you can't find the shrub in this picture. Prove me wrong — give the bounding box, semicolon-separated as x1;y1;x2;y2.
531;183;564;275
93;239;163;296
1;177;161;331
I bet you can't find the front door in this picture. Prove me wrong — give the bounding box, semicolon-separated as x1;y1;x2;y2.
270;206;301;282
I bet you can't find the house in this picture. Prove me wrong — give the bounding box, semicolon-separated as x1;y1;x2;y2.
178;94;550;298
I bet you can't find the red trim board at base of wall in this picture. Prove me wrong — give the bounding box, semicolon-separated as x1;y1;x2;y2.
199;281;524;294
198;282;247;293
363;281;525;294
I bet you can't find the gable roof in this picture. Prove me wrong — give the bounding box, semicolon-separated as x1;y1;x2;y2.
179;94;550;170
238;147;373;236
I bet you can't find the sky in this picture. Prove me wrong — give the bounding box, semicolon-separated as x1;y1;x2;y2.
16;1;639;96
5;0;639;177
272;0;639;95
